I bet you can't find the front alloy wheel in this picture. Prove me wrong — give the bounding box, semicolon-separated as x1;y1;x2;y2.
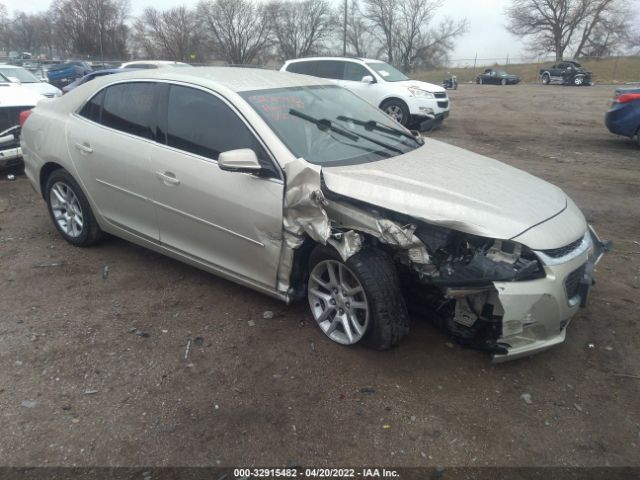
573;76;584;86
308;260;369;345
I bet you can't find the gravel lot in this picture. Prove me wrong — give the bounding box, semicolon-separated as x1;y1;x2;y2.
1;84;639;468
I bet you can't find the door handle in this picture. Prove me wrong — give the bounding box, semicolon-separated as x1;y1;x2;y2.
74;142;93;154
155;171;180;185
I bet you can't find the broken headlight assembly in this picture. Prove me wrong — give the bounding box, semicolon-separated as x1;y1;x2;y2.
410;224;545;286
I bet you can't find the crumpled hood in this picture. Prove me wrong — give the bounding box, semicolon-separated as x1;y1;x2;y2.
322;139;573;243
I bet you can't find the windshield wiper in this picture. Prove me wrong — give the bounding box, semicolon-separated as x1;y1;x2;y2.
336;115;422;145
290;109;403;154
289;109;358;141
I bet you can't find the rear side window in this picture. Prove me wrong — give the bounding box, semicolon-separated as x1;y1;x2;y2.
314;61;343;80
166;85;276;176
286;62;317;75
79;89;105;123
101;82;156;139
343;62;370;81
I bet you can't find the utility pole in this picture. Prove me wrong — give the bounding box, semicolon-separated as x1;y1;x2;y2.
343;0;347;56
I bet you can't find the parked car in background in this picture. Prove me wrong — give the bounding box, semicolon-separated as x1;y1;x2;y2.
46;61;92;89
0;65;61;98
539;61;593;86
475;68;520;85
605;86;640;146
281;57;449;128
21;67;608;362
62;68;140;94
0;82;42;169
119;60;190;69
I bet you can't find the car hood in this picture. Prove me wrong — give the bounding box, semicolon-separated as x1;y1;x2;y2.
0;83;42;106
23;82;60;97
389;79;446;94
321;139;580;248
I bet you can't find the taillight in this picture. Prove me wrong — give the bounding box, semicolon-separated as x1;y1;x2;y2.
19;109;33;128
616;93;640;104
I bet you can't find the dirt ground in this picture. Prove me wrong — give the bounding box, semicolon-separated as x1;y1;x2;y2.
1;84;639;469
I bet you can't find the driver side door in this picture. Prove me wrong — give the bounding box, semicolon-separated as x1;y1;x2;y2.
149;83;284;290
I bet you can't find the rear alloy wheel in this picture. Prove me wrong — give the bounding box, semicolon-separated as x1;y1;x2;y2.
479;77;483;85
380;99;410;126
542;74;550;85
307;246;409;350
45;169;103;247
501;78;507;86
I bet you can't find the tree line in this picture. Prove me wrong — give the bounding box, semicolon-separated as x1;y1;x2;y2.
0;0;468;72
0;0;637;71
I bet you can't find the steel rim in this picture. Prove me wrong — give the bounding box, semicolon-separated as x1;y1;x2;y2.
308;260;369;345
49;181;84;238
384;104;404;123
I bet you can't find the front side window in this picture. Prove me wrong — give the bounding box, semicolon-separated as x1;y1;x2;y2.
365;62;408;82
166;85;274;174
343;62;370;82
101;82;156;139
0;67;39;83
241;85;420;166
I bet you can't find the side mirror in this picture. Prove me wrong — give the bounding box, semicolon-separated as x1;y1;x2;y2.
218;148;263;173
7;76;21;84
361;75;375;84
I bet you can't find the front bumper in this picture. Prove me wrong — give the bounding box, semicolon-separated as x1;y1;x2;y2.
491;226;609;363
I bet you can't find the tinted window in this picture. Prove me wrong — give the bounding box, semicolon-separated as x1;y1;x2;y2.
167;85;275;174
79;89;106;123
314;61;343;80
101;82;156;139
343;62;370;81
286;62;316;75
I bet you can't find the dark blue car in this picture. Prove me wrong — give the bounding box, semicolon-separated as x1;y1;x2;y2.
605;86;640;146
62;68;140;94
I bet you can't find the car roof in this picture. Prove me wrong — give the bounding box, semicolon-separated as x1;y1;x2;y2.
88;66;333;93
122;60;188;66
285;57;385;64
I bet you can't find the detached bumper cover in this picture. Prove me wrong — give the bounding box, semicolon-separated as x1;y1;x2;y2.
492;226;609;363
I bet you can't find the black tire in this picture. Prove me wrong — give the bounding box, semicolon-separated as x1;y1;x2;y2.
542;73;550;85
380;99;410;126
308;245;409;350
44;169;103;247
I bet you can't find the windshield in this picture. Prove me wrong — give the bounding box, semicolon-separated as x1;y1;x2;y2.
241;85;420;166
366;62;408;82
0;67;39;83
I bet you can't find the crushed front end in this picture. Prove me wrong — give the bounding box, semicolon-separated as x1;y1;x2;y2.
396;222;610;362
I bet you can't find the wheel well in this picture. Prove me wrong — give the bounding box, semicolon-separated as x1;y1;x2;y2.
379;97;408;111
40;162;65;199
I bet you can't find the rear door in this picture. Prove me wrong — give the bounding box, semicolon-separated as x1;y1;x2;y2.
66;81;160;241
149;83;284;289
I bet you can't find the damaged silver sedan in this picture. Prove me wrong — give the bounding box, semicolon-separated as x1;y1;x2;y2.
20;68;609;361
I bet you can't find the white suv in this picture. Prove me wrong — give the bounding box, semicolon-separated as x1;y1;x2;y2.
281;57;449;128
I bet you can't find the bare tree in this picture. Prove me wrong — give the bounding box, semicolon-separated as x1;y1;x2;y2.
133;7;201;62
266;0;336;61
50;0;129;58
364;0;466;71
506;0;632;61
198;0;271;65
340;0;376;57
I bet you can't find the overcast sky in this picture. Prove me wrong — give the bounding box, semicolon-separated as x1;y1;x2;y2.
5;0;639;61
